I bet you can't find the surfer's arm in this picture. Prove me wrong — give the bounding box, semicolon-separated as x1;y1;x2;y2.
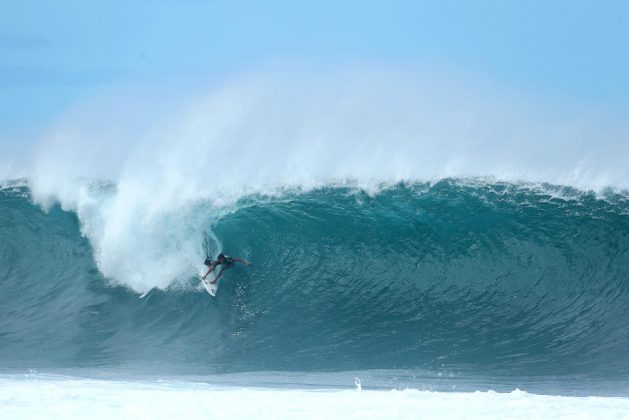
232;258;252;266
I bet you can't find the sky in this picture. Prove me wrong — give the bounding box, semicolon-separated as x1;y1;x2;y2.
1;0;629;156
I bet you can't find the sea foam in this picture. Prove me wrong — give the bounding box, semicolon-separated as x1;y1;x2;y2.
1;375;628;419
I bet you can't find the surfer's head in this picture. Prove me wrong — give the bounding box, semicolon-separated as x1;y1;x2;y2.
217;253;225;262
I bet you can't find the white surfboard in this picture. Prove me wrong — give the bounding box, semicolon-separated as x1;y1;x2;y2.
201;268;219;297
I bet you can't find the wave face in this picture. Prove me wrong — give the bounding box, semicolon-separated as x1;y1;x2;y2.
1;180;629;378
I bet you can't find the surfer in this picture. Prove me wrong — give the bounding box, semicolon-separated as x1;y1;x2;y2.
202;253;251;285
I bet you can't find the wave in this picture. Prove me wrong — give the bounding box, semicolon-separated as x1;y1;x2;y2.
1;180;629;377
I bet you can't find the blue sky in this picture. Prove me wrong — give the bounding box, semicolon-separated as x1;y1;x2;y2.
2;0;629;139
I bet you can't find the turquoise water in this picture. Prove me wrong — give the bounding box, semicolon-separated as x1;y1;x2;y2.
1;180;629;391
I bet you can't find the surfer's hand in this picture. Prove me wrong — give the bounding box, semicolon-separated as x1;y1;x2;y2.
245;261;252;266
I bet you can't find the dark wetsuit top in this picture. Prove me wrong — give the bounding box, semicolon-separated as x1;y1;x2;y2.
214;256;235;269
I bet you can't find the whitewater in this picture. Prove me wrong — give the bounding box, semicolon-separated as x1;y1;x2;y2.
2;75;629;418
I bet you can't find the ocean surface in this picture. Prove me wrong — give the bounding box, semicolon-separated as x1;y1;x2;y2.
2;179;629;417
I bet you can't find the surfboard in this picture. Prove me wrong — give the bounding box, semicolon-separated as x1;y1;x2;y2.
201;268;218;297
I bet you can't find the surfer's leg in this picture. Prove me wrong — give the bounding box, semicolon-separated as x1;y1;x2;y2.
209;268;226;285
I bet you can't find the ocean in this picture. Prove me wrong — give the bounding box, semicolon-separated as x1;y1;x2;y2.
1;178;629;417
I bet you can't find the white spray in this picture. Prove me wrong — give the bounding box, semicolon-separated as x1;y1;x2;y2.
24;71;629;293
